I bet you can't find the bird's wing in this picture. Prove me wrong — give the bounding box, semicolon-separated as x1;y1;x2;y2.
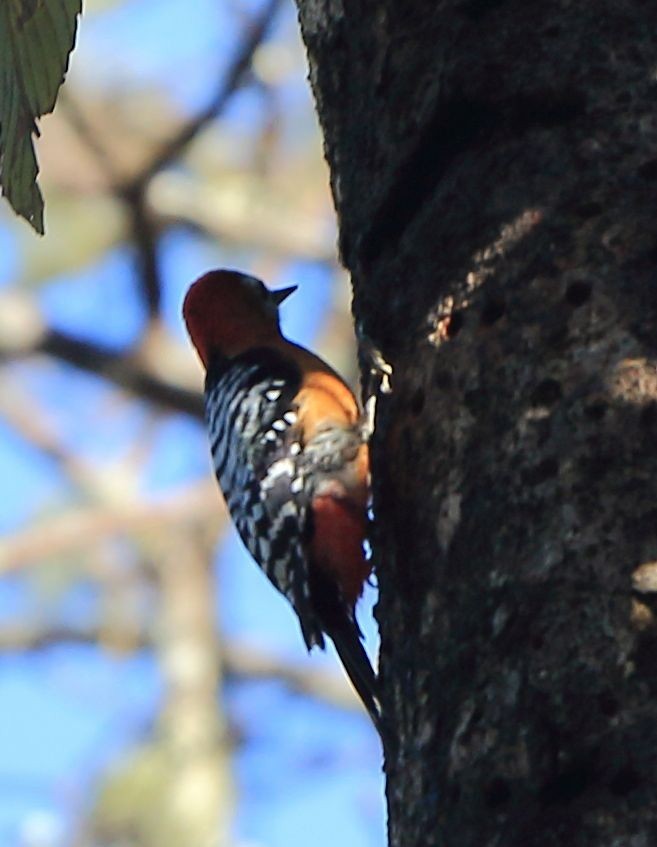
205;348;324;649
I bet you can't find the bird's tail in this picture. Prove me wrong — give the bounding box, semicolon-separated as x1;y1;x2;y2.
328;619;385;738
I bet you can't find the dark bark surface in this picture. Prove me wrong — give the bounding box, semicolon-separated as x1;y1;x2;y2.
296;2;657;845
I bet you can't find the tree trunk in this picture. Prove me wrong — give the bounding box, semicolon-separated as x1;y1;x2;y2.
295;2;657;845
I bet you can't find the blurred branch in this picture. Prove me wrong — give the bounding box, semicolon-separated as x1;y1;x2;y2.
148;171;337;262
0;291;203;416
223;639;365;713
152;534;233;847
43;329;198;407
59;92;122;185
0;624;136;651
61;93;165;321
126;0;281;324
120;0;283;324
40;329;204;416
0;481;219;573
0;624;365;713
64;0;282;330
0;459;367;714
122;0;284;195
127;188;163;319
0;372;163;509
0;375;103;495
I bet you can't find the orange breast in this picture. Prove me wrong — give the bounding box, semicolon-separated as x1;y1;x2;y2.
271;339;361;434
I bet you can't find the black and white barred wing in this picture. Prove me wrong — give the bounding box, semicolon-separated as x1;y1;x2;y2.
205;349;325;650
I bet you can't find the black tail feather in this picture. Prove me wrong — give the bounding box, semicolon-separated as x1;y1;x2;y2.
327;620;385;738
309;569;390;745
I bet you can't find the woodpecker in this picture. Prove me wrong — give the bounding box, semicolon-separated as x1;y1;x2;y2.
183;269;381;730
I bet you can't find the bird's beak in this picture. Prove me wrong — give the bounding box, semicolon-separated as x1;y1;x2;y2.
271;285;297;305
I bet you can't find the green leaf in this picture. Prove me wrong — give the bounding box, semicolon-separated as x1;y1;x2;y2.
0;0;82;234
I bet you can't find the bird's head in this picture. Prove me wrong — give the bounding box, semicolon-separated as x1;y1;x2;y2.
183;269;296;367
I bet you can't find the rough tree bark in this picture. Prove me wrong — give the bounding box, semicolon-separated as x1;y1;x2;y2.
295;2;657;846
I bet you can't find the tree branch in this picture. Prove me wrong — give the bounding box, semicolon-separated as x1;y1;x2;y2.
0;480;219;573
121;0;284;195
0;624;364;713
0;294;204;418
40;329;204;415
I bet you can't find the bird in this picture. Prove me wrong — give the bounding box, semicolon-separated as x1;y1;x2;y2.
183;269;382;731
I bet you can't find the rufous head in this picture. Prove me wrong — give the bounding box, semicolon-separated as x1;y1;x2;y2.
182;269;296;367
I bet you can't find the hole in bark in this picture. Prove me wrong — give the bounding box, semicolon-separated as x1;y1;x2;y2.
640;402;657;428
584;402;607;420
531;378;562;407
574;201;602;219
484;777;511;808
540;759;596;804
637;159;657;181
581;452;611;481
597;690;619;718
423;429;437;451
609;766;640;796
446;311;464;338
531;633;545;650
471;706;484;725
524;457;559;485
631;634;657;694
433;368;454;390
461;0;505;19
646;241;657;264
565;281;592;306
511;89;586;129
480;298;506;325
401;425;414;458
410;388;425;416
547;323;569;350
448;781;461;802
